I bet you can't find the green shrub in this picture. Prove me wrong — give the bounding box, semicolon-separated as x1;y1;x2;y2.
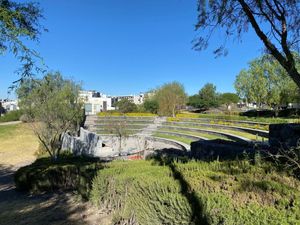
90;159;300;224
0;110;23;123
15;155;103;199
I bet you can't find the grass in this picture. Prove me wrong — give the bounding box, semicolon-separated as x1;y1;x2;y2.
98;112;156;117
175;112;296;124
0;123;39;166
152;132;194;145
157;128;232;141
166;119;269;130
162;124;266;141
90;159;300;225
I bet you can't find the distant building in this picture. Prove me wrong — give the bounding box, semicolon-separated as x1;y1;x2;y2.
79;90;114;115
0;99;19;112
112;93;145;106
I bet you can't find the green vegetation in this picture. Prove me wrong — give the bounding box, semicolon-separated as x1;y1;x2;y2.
143;98;159;114
91;159;300;224
18;73;84;160
157;128;232;141
114;99;138;113
235;54;300;109
153;132;193;145
155;82;187;117
188;83;220;110
195;1;300;88
176;112;294;124
166;118;269;130
98;112;156;117
15;155;103;198
0;0;44;81
0;124;19;138
0;110;22;123
162;124;266;141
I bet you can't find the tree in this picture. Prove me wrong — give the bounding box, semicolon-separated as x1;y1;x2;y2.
198;83;219;109
155;82;187;117
104;115;129;156
235;54;300;109
187;94;203;109
17;73;83;160
143;99;159;114
115;99;138;113
195;0;300;88
219;92;239;109
0;0;45;83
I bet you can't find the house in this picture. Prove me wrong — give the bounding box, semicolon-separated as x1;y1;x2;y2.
79;90;114;115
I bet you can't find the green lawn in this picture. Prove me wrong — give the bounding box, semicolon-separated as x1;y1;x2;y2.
162;125;267;141
157;128;232;141
175;112;297;124
152;133;194;145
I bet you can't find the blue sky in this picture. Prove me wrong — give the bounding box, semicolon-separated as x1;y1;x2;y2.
0;0;264;99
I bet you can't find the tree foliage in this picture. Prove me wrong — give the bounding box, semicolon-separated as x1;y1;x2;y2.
195;0;300;88
235;54;300;108
0;0;45;83
115;99;138;113
155;82;187;117
188;83;219;110
219;93;239;106
17;72;83;160
143;98;159;114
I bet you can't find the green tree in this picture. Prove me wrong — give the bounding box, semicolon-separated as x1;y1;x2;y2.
143;99;158;114
115;99;138;113
17;72;83;160
195;0;300;88
187;94;203;109
219;92;239;109
1;0;45;82
235;55;300;109
155;82;187;117
198;83;219;109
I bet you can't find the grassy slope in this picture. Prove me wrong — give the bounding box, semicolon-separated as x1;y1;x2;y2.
162;124;266;141
0;123;39;166
91;160;300;225
157;128;232;141
176;112;297;123
152;133;194;145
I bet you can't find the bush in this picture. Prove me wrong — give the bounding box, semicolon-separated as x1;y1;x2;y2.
91;160;300;224
0;110;23;123
15;155;103;198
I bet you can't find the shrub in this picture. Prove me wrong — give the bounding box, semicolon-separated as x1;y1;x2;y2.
15;155;103;198
90;160;300;224
0;110;23;123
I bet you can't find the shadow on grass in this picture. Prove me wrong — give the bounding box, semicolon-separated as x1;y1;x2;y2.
0;163;100;225
150;149;210;225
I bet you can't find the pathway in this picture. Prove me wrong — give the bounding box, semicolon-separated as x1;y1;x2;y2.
0;121;21;126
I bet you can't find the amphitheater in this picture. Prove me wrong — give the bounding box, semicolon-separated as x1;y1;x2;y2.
82;114;270;159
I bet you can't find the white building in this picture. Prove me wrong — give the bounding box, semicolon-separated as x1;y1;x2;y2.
0;99;19;112
79;90;114;115
112;93;145;106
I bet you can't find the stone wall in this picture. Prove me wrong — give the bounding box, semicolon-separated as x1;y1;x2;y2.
61;127;103;157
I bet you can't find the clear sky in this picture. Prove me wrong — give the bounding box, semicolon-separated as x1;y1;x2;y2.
0;0;264;99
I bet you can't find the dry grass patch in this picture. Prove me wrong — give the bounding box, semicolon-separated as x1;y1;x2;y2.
0;123;38;166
